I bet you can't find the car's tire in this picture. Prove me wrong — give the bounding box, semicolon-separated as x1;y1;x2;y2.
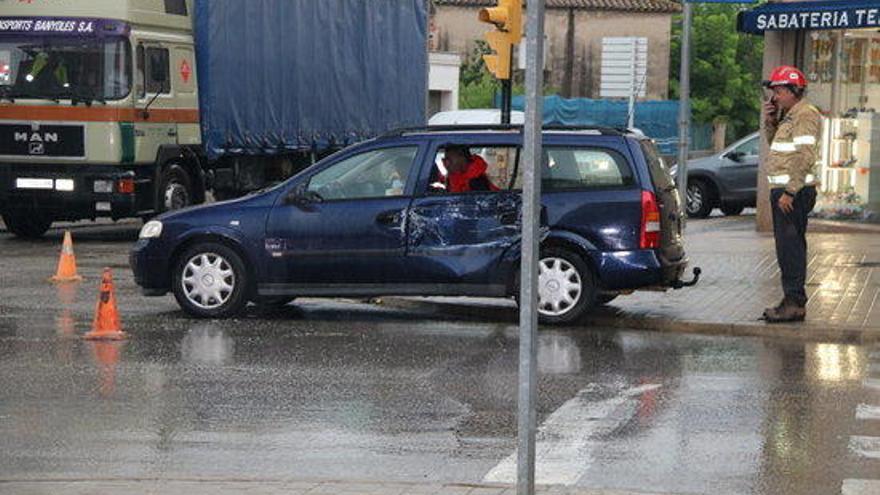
595;294;618;305
172;242;249;319
721;203;745;216
159;164;194;213
686;180;714;219
2;211;52;239
536;247;596;325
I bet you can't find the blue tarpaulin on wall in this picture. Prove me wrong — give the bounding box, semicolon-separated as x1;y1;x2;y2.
509;96;689;155
194;0;428;159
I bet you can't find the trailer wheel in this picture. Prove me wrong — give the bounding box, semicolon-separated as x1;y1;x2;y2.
2;211;52;239
160;164;194;212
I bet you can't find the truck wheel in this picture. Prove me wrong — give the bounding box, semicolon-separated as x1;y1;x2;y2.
2;212;52;239
721;204;745;216
536;247;596;325
172;242;249;319
160;164;194;212
686;180;714;219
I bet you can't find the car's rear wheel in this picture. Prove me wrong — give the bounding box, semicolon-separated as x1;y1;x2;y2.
172;243;249;318
2;211;52;239
721;203;745;216
536;247;596;325
686;180;714;218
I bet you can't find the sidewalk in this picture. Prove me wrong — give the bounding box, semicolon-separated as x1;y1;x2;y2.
0;479;683;495
385;217;880;343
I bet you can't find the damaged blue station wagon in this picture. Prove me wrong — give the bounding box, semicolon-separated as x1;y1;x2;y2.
131;126;700;324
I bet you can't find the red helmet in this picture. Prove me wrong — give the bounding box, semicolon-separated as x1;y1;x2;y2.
764;65;807;89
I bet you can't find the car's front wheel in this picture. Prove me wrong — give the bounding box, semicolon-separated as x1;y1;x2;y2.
2;211;52;239
172;243;249;318
536;248;596;325
686;180;714;218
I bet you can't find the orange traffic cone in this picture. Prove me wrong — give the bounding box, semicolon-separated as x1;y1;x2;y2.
83;268;127;341
50;231;83;283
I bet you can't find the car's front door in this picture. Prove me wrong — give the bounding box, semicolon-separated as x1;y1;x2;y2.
263;144;423;290
405;142;522;293
718;134;759;199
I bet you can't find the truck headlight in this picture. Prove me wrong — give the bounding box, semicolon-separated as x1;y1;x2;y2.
139;220;163;239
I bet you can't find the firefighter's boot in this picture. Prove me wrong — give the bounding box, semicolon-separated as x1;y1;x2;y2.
764;299;806;323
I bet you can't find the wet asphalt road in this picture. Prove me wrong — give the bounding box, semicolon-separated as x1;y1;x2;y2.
1;220;879;494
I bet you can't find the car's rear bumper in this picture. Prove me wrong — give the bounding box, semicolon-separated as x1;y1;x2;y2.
595;249;689;290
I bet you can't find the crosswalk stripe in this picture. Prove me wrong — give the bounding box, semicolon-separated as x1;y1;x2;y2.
849;436;880;459
483;383;662;486
857;404;880;421
843;479;880;495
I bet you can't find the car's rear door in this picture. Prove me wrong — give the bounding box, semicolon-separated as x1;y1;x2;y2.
263;143;424;288
636;138;685;263
405;137;522;291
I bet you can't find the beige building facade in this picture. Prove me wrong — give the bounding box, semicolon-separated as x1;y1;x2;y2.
430;0;681;100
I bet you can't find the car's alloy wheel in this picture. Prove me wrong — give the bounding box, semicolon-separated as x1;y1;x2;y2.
686;180;713;218
534;247;595;324
173;243;249;318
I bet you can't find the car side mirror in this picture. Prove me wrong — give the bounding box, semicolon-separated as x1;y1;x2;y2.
725;151;745;162
285;184;322;205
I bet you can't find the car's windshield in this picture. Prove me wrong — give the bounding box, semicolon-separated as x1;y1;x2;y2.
0;36;131;101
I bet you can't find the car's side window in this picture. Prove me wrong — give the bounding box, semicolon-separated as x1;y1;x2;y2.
512;147;635;191
307;146;418;200
734;136;759;157
427;145;518;194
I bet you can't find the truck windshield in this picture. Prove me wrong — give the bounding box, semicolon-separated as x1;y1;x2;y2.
0;37;131;101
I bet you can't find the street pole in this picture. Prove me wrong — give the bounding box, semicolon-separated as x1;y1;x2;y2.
627;39;637;130
677;1;692;215
517;0;544;493
502;48;513;124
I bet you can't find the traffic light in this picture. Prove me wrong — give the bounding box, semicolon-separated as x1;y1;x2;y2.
479;0;522;80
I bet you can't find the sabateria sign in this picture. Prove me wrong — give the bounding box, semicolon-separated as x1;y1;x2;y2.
738;0;880;34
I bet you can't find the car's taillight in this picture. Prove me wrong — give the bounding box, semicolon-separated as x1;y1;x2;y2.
640;190;661;249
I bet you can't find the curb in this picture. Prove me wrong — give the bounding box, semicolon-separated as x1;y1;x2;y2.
811;219;880;233
381;297;880;344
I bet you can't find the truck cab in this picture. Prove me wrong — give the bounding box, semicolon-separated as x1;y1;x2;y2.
0;0;201;238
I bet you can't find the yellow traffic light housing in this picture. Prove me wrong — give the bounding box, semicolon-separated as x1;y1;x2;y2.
479;0;522;80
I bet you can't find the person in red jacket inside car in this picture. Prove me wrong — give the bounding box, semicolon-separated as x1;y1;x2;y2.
440;146;500;193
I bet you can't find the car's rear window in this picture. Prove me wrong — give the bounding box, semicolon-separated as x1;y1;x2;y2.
639;140;674;190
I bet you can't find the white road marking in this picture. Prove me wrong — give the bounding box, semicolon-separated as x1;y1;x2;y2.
483;383;661;486
849;436;880;460
856;404;880;421
842;479;880;495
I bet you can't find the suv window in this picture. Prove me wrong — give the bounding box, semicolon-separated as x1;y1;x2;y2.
733;135;759;157
640;140;674;190
429;145;518;194
538;147;635;190
309;146;418;200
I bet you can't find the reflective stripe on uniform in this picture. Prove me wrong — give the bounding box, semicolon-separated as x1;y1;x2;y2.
770;141;798;153
768;174;817;185
793;135;817;146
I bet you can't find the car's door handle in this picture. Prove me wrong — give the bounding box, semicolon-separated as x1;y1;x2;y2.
376;210;402;225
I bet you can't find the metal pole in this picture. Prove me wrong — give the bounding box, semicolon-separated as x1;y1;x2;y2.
677;1;692;213
628;39;637;130
502;77;512;124
517;0;544;493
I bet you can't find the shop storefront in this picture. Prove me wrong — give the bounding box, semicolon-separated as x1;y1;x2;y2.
739;0;880;220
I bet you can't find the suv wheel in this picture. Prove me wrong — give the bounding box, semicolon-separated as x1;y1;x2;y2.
686;180;714;218
721;203;745;216
172;243;249;318
2;211;52;239
536;248;596;325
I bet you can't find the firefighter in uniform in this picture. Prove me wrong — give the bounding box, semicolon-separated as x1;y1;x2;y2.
761;66;822;323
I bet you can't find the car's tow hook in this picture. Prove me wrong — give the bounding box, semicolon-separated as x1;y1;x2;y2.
672;267;701;289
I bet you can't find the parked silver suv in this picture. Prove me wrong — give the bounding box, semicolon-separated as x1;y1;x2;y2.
675;132;759;218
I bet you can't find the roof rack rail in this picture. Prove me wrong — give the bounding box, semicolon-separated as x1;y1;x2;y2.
384;124;629;137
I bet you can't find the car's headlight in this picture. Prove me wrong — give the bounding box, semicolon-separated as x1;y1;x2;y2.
139;220;163;239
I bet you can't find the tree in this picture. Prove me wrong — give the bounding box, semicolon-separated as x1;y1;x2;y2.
670;3;764;142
